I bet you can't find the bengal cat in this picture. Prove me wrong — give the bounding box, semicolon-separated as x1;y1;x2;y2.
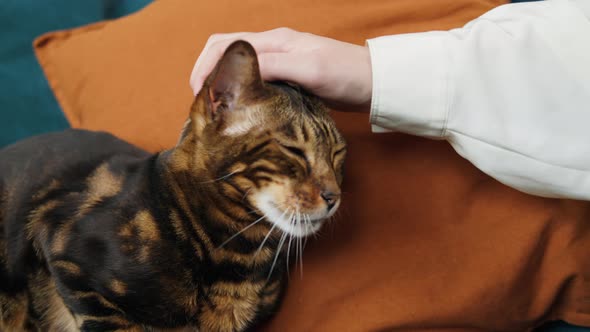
0;41;346;331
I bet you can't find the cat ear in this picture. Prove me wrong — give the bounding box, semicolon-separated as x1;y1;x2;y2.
204;40;264;117
179;41;263;146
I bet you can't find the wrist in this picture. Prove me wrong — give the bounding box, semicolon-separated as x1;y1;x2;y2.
358;45;373;113
331;44;372;113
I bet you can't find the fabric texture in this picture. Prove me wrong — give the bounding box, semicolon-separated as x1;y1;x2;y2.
33;0;590;330
367;0;590;201
0;0;151;148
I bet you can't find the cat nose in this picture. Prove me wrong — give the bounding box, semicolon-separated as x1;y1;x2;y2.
320;191;340;211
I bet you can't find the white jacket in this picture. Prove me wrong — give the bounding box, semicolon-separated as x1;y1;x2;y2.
367;0;590;200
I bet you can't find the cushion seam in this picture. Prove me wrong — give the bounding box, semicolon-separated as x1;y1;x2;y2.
33;21;111;127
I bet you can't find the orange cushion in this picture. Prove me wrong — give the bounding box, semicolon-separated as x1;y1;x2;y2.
34;0;590;330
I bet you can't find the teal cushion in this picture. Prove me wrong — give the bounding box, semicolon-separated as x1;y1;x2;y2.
0;0;151;148
539;322;590;332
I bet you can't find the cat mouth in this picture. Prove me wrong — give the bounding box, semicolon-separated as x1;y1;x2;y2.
267;203;324;237
253;194;325;237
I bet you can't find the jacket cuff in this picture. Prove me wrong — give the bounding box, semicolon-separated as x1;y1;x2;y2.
367;32;451;138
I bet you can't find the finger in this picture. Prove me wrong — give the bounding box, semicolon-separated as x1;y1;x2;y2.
258;52;318;89
190;32;252;93
190;28;296;95
190;31;287;94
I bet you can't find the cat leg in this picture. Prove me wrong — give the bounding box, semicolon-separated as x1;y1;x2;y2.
50;283;143;332
49;276;142;331
0;228;31;330
29;268;136;331
0;291;29;331
76;315;143;332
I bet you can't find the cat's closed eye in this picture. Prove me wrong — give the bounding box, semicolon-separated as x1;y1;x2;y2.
278;144;307;160
332;147;346;164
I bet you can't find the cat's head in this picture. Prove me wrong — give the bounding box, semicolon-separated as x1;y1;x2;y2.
176;41;346;237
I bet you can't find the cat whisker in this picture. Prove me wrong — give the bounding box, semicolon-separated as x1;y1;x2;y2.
285;211;296;279
255;223;278;258
267;229;288;281
199;170;238;184
254;209;288;257
217;214;267;249
296;205;304;279
302;214;310;252
241;188;253;202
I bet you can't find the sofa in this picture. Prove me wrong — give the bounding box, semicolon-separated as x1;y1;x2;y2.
3;0;589;331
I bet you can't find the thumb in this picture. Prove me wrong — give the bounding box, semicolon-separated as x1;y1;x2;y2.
258;52;318;90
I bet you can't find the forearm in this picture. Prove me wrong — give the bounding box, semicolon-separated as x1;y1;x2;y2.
368;0;590;200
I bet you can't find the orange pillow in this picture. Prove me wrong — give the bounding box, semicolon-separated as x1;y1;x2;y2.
34;0;590;331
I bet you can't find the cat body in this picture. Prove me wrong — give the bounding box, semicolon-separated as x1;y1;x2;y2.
0;41;346;331
0;130;285;331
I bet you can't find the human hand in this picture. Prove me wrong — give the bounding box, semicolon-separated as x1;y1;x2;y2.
190;28;372;113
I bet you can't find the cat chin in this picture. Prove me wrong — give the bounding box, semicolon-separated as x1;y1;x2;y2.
252;192;325;238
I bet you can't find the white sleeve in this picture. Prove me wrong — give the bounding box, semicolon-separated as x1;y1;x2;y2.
367;0;590;201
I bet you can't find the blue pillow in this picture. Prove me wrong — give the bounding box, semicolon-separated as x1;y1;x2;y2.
539;321;590;332
0;0;151;148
